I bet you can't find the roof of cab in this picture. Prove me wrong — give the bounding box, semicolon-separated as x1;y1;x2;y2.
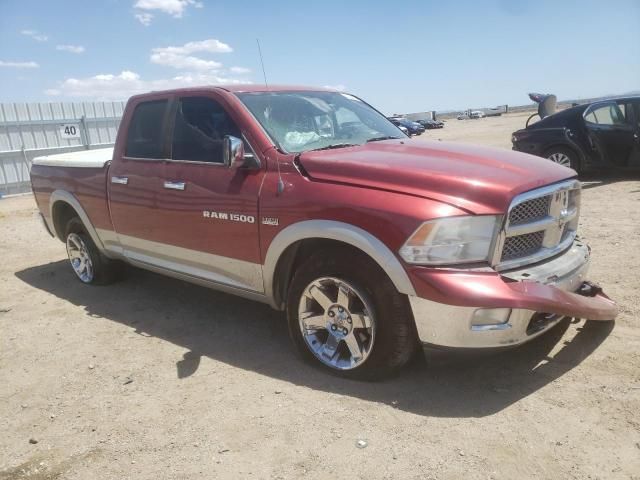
127;84;340;102
220;84;339;93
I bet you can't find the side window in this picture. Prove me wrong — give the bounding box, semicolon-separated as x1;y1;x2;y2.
634;101;640;128
619;101;639;128
617;102;626;119
125;100;168;159
171;97;241;163
584;103;627;127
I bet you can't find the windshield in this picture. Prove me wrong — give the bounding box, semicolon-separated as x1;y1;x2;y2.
236;91;406;153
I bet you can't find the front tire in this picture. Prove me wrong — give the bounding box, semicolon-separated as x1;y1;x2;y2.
286;247;418;380
65;217;122;285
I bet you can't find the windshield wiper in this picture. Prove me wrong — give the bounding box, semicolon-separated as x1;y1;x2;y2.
366;136;401;143
308;143;359;152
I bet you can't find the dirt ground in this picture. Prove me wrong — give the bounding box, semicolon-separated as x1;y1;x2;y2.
1;113;639;480
427;111;532;149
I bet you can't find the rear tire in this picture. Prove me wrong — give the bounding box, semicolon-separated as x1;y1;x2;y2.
286;247;418;380
545;146;580;172
65;217;122;285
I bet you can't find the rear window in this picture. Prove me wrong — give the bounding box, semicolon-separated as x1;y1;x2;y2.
584;103;627;126
125;100;168;159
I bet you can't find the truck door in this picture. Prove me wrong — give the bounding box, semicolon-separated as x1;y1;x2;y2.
108;97;171;255
153;95;265;292
583;101;636;167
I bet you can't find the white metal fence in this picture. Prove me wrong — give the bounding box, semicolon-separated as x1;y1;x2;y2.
0;101;125;196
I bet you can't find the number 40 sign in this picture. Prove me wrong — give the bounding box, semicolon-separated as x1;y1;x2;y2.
59;124;81;139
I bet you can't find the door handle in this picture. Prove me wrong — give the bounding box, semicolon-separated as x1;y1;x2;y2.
164;181;186;191
111;176;129;185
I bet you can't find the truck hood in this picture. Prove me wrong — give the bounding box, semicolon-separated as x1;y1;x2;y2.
298;140;575;214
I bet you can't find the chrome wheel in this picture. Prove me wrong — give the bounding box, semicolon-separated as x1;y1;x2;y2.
298;277;375;370
66;233;94;283
548;152;571;167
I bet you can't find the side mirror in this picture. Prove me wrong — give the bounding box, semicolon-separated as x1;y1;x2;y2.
223;135;245;168
222;135;260;169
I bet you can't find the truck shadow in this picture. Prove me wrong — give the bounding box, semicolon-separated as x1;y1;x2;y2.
16;260;614;418
580;171;640;190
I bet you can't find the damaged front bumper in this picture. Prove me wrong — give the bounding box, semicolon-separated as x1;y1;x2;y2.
407;241;617;348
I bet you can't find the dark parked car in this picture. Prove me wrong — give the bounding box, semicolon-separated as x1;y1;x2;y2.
512;96;640;172
388;117;425;136
416;119;444;129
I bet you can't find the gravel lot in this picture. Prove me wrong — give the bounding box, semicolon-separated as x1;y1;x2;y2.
1;113;639;479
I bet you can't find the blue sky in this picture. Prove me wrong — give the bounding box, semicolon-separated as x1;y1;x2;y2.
0;0;638;114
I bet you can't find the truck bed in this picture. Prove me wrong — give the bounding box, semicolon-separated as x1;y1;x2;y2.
32;147;114;168
30;147;114;240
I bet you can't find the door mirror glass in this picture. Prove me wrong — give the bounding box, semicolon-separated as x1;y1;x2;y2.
223;135;245;168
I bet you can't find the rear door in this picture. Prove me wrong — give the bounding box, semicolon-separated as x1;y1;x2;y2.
108;97;170;254
628;99;640;167
583;101;636;166
154;94;265;292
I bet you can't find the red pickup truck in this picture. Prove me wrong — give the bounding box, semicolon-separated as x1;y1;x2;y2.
30;85;617;379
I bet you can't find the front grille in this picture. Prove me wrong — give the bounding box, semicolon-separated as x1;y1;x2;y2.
501;231;545;261
508;196;551;225
494;180;581;270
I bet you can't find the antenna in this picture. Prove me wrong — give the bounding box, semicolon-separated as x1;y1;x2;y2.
256;38;284;195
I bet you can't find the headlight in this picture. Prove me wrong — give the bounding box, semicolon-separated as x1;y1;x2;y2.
399;215;501;265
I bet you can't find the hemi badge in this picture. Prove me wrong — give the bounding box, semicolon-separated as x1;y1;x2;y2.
262;217;279;226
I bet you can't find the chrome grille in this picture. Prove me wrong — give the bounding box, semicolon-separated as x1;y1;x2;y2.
493;180;581;270
508;196;551;225
501;231;545;261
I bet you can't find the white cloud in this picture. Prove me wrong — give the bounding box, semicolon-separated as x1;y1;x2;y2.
45;70;249;100
150;51;222;70
150;39;232;71
56;44;85;54
323;84;347;91
154;39;232;55
21;29;48;42
0;60;39;68
133;0;203;24
44;37;250;100
229;66;251;74
135;12;154;25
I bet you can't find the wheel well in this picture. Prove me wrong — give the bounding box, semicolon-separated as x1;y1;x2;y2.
51;201;79;240
271;238;385;310
543;144;574;156
543;144;581;161
543;144;582;170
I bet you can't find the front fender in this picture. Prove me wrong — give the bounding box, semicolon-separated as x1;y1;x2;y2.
262;219;416;309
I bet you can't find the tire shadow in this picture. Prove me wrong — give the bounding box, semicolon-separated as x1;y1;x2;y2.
16;260;614;418
580;171;640;189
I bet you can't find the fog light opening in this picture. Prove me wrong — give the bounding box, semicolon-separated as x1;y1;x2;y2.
470;308;512;331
